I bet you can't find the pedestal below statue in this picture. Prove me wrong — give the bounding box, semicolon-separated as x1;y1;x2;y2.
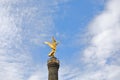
47;57;60;80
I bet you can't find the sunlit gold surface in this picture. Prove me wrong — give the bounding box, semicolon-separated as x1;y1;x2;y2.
44;37;58;57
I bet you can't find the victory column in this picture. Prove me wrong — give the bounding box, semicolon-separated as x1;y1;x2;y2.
44;37;60;80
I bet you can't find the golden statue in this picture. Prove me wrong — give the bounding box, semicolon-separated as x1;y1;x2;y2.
44;37;58;57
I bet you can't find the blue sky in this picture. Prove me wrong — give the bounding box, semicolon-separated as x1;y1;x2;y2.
0;0;120;80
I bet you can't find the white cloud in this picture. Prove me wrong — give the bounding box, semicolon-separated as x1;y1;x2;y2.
0;0;64;80
59;66;80;80
28;65;47;80
0;3;32;80
62;0;120;80
83;0;120;66
76;65;120;80
78;0;120;80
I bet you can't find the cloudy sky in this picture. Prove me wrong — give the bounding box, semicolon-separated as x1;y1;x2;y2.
0;0;120;80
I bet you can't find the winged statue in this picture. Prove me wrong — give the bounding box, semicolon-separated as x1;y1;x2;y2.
44;37;58;57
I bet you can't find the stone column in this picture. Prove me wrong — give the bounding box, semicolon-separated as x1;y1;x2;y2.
47;57;60;80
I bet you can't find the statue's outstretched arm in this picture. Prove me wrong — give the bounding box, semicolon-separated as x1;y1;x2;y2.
44;42;53;49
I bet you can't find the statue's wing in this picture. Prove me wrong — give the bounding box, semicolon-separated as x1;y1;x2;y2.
52;36;56;43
